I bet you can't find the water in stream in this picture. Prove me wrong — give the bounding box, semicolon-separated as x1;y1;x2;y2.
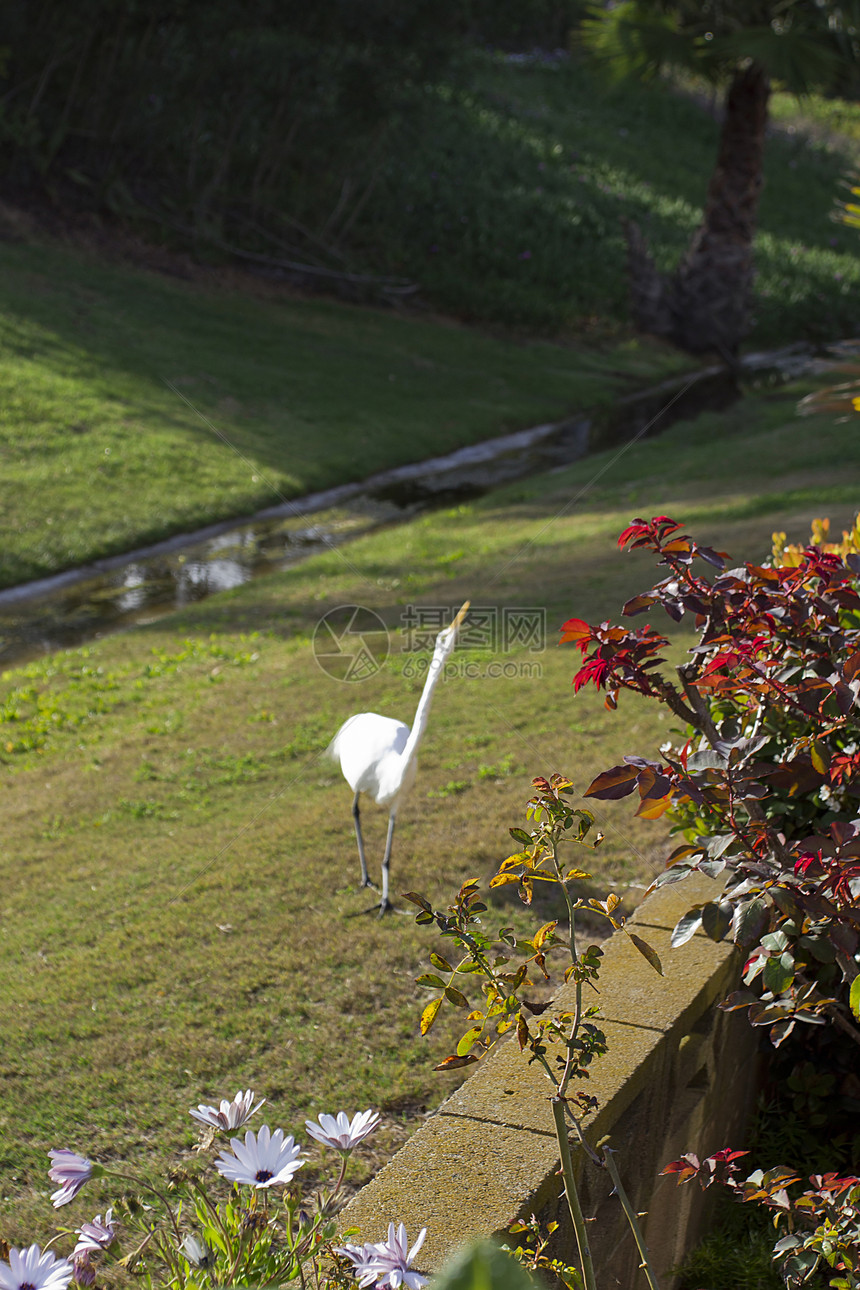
0;346;820;669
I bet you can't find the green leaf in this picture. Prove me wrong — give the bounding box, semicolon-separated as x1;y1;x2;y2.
626;931;663;975
509;828;531;845
701;901;732;942
403;891;431;912
431;1240;541;1290
797;935;835;965
444;985;470;1008
763;951;795;996
430;952;453;972
456;1026;483;1057
671;907;703;948
850;974;860;1022
416;973;446;989
732;897;768;948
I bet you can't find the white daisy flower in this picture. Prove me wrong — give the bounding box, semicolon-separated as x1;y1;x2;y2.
370;1223;428;1290
190;1089;266;1132
73;1210;117;1256
180;1235;212;1269
48;1151;93;1208
339;1224;427;1290
0;1245;73;1290
338;1241;383;1288
305;1110;380;1153
215;1125;304;1189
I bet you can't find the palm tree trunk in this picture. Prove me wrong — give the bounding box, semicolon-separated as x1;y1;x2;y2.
625;61;770;360
671;60;771;357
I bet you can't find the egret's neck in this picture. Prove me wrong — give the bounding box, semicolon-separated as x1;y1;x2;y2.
402;648;449;764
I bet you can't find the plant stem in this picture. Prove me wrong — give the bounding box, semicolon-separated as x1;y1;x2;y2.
549;839;585;1101
600;1146;662;1290
551;839;578;964
106;1169;183;1246
552;1096;598;1290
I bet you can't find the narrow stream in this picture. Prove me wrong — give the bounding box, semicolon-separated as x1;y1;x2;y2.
0;345;820;668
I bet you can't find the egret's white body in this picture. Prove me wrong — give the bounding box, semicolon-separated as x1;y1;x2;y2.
328;601;469;914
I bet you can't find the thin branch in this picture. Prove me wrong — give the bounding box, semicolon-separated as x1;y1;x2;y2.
601;1146;662;1290
552;1098;598;1290
676;664;721;745
825;1002;860;1049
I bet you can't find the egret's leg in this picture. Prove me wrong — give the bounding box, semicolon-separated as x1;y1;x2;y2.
378;812;397;916
352;792;376;889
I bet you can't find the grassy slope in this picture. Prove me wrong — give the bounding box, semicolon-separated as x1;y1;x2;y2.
0;231;688;589
364;53;860;340
2;55;860;593
2;373;860;1239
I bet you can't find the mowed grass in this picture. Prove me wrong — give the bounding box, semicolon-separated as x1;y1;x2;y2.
0;227;690;589
3;377;860;1241
364;53;860;339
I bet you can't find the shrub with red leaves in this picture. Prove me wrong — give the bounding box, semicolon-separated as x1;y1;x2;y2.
661;1150;860;1289
563;516;860;1050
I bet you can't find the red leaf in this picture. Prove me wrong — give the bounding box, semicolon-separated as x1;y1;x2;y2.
560;617;593;651
433;1054;479;1071
622;593;657;616
573;658;611;692
585;764;639;799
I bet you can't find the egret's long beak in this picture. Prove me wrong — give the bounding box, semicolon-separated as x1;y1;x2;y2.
451;599;470;631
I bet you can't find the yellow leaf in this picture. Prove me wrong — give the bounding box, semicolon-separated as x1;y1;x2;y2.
499;851;533;872
420;996;442;1036
533;920;557;951
636;794;671;820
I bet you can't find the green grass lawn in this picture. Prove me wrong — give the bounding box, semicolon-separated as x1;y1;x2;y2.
361;52;860;340
2;46;860;596
0;230;690;589
2;372;860;1243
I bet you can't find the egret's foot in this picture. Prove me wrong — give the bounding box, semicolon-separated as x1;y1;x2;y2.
350;896;406;917
377;898;410;918
359;876;379;892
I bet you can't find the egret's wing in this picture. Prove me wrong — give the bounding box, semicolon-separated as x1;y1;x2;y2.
330;713;410;799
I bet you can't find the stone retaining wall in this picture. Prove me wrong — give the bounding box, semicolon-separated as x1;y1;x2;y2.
344;874;760;1289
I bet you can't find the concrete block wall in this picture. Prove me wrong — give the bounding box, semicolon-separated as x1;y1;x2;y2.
344;874;760;1288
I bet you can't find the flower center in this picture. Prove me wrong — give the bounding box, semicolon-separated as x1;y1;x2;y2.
255;1169;273;1183
21;1281;36;1289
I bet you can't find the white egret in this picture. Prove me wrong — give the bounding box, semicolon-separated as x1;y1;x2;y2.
328;600;470;915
